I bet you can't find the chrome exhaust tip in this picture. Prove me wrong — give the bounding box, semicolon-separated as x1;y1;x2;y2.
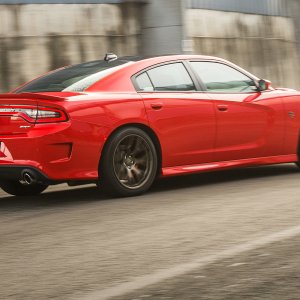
20;170;37;186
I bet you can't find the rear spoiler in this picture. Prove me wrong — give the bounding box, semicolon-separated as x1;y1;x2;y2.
0;92;70;101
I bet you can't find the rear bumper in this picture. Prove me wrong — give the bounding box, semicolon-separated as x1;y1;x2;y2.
0;165;52;184
0;120;105;182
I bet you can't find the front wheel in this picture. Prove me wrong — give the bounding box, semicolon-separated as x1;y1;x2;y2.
100;127;158;197
0;180;48;196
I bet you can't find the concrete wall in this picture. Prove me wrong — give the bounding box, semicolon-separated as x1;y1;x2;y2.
141;0;183;56
185;9;300;90
1;2;300;92
288;0;300;58
0;3;142;92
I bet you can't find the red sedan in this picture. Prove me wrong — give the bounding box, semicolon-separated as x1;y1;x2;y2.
0;54;299;197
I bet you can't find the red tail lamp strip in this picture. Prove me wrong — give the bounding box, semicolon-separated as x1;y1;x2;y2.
0;105;68;123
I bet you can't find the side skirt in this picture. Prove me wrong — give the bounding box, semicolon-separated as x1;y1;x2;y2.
162;154;298;177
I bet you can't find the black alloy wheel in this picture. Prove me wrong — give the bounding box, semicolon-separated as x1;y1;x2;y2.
100;127;158;197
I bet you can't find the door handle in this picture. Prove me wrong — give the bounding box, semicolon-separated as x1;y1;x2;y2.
150;102;163;110
217;105;228;112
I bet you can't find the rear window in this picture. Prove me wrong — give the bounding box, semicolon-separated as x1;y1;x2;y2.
15;60;131;93
135;63;196;92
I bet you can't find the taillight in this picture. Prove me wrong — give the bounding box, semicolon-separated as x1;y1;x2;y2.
36;106;68;123
0;105;68;123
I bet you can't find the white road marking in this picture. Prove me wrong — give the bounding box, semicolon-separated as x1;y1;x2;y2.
77;225;300;300
228;262;248;267
194;275;206;279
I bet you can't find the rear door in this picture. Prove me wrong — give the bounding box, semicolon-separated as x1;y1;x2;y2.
135;62;216;168
189;61;285;162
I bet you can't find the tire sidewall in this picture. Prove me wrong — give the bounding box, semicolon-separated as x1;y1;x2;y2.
100;127;158;197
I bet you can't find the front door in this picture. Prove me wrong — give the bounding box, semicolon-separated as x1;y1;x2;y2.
189;61;285;162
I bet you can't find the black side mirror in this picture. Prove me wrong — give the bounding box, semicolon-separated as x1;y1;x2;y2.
258;79;271;91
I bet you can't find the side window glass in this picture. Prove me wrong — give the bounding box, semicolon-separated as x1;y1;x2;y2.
147;63;196;92
136;72;154;92
191;62;257;93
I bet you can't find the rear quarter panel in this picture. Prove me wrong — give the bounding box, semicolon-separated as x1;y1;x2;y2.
50;92;150;179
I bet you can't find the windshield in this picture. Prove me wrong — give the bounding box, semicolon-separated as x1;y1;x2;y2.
15;60;131;93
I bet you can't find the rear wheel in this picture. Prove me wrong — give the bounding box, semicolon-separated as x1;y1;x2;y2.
0;180;48;196
100;127;158;197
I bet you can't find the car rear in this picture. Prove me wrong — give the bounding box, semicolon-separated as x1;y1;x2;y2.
0;93;72;184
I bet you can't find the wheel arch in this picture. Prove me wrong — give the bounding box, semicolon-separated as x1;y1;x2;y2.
98;123;162;178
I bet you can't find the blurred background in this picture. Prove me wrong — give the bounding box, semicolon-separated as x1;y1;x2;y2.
0;0;300;92
2;2;300;300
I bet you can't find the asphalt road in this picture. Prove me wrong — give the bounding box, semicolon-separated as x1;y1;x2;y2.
1;164;300;300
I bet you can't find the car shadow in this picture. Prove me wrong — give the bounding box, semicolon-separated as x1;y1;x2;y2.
152;163;300;193
0;185;104;211
0;164;299;211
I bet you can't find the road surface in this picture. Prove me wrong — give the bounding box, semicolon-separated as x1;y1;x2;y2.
1;163;300;299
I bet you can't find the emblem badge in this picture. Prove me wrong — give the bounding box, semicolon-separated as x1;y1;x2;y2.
288;111;295;119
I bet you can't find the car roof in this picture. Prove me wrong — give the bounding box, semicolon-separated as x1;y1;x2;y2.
116;54;222;63
84;54;260;93
76;54;224;67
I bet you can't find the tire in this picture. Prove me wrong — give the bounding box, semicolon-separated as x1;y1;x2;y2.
100;127;158;197
0;180;48;196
